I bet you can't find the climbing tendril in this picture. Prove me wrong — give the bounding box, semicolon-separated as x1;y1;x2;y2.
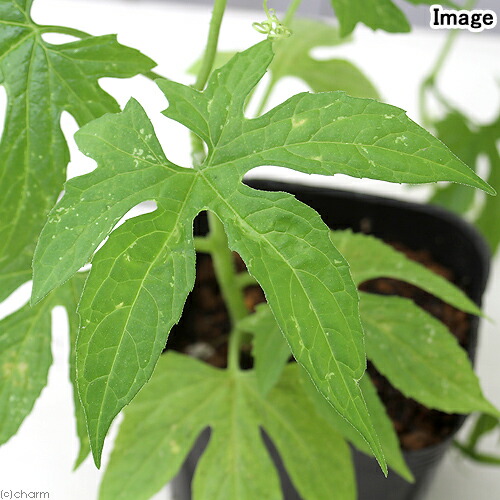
252;0;291;40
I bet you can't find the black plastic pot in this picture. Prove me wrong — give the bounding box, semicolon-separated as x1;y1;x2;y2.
171;179;491;500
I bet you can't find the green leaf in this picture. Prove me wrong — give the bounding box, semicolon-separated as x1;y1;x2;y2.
331;230;481;315
476;129;500;253
0;0;155;300
238;303;291;395
192;375;282;500
298;366;413;482
428;113;478;214
360;293;499;416
0;273;87;456
330;0;410;36
101;352;355;500
33;41;491;467
204;105;492;195
269;20;378;99
329;0;456;36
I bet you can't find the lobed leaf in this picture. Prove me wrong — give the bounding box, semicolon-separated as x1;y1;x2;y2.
0;0;155;301
206;180;383;468
361;293;499;416
192;375;281;500
101;353;355;500
31;98;187;302
331;230;481;315
211;90;493;192
34;40;492;467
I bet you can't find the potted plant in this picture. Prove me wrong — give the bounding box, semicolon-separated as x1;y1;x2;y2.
0;1;498;499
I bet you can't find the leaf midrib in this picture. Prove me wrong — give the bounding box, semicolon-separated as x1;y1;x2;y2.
203;99;481;188
215;134;460;181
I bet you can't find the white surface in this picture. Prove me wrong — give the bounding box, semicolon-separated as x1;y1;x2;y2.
0;1;499;498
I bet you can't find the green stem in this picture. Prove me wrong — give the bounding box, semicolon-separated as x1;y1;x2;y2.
190;0;248;371
228;326;245;373
419;30;459;126
194;0;228;91
190;0;228;165
255;0;302;116
256;77;275;116
237;272;259;289
208;212;248;372
419;0;477;126
425;30;459;86
208;212;247;324
283;0;302;26
194;236;213;254
418;82;432;128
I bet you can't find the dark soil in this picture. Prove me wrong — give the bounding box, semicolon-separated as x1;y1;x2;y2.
166;243;471;451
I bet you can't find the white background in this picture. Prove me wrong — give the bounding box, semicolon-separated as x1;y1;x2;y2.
0;1;499;498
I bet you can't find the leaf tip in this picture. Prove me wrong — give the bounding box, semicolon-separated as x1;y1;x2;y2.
485;184;497;196
90;435;104;470
92;452;103;470
469;175;496;196
371;443;388;477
